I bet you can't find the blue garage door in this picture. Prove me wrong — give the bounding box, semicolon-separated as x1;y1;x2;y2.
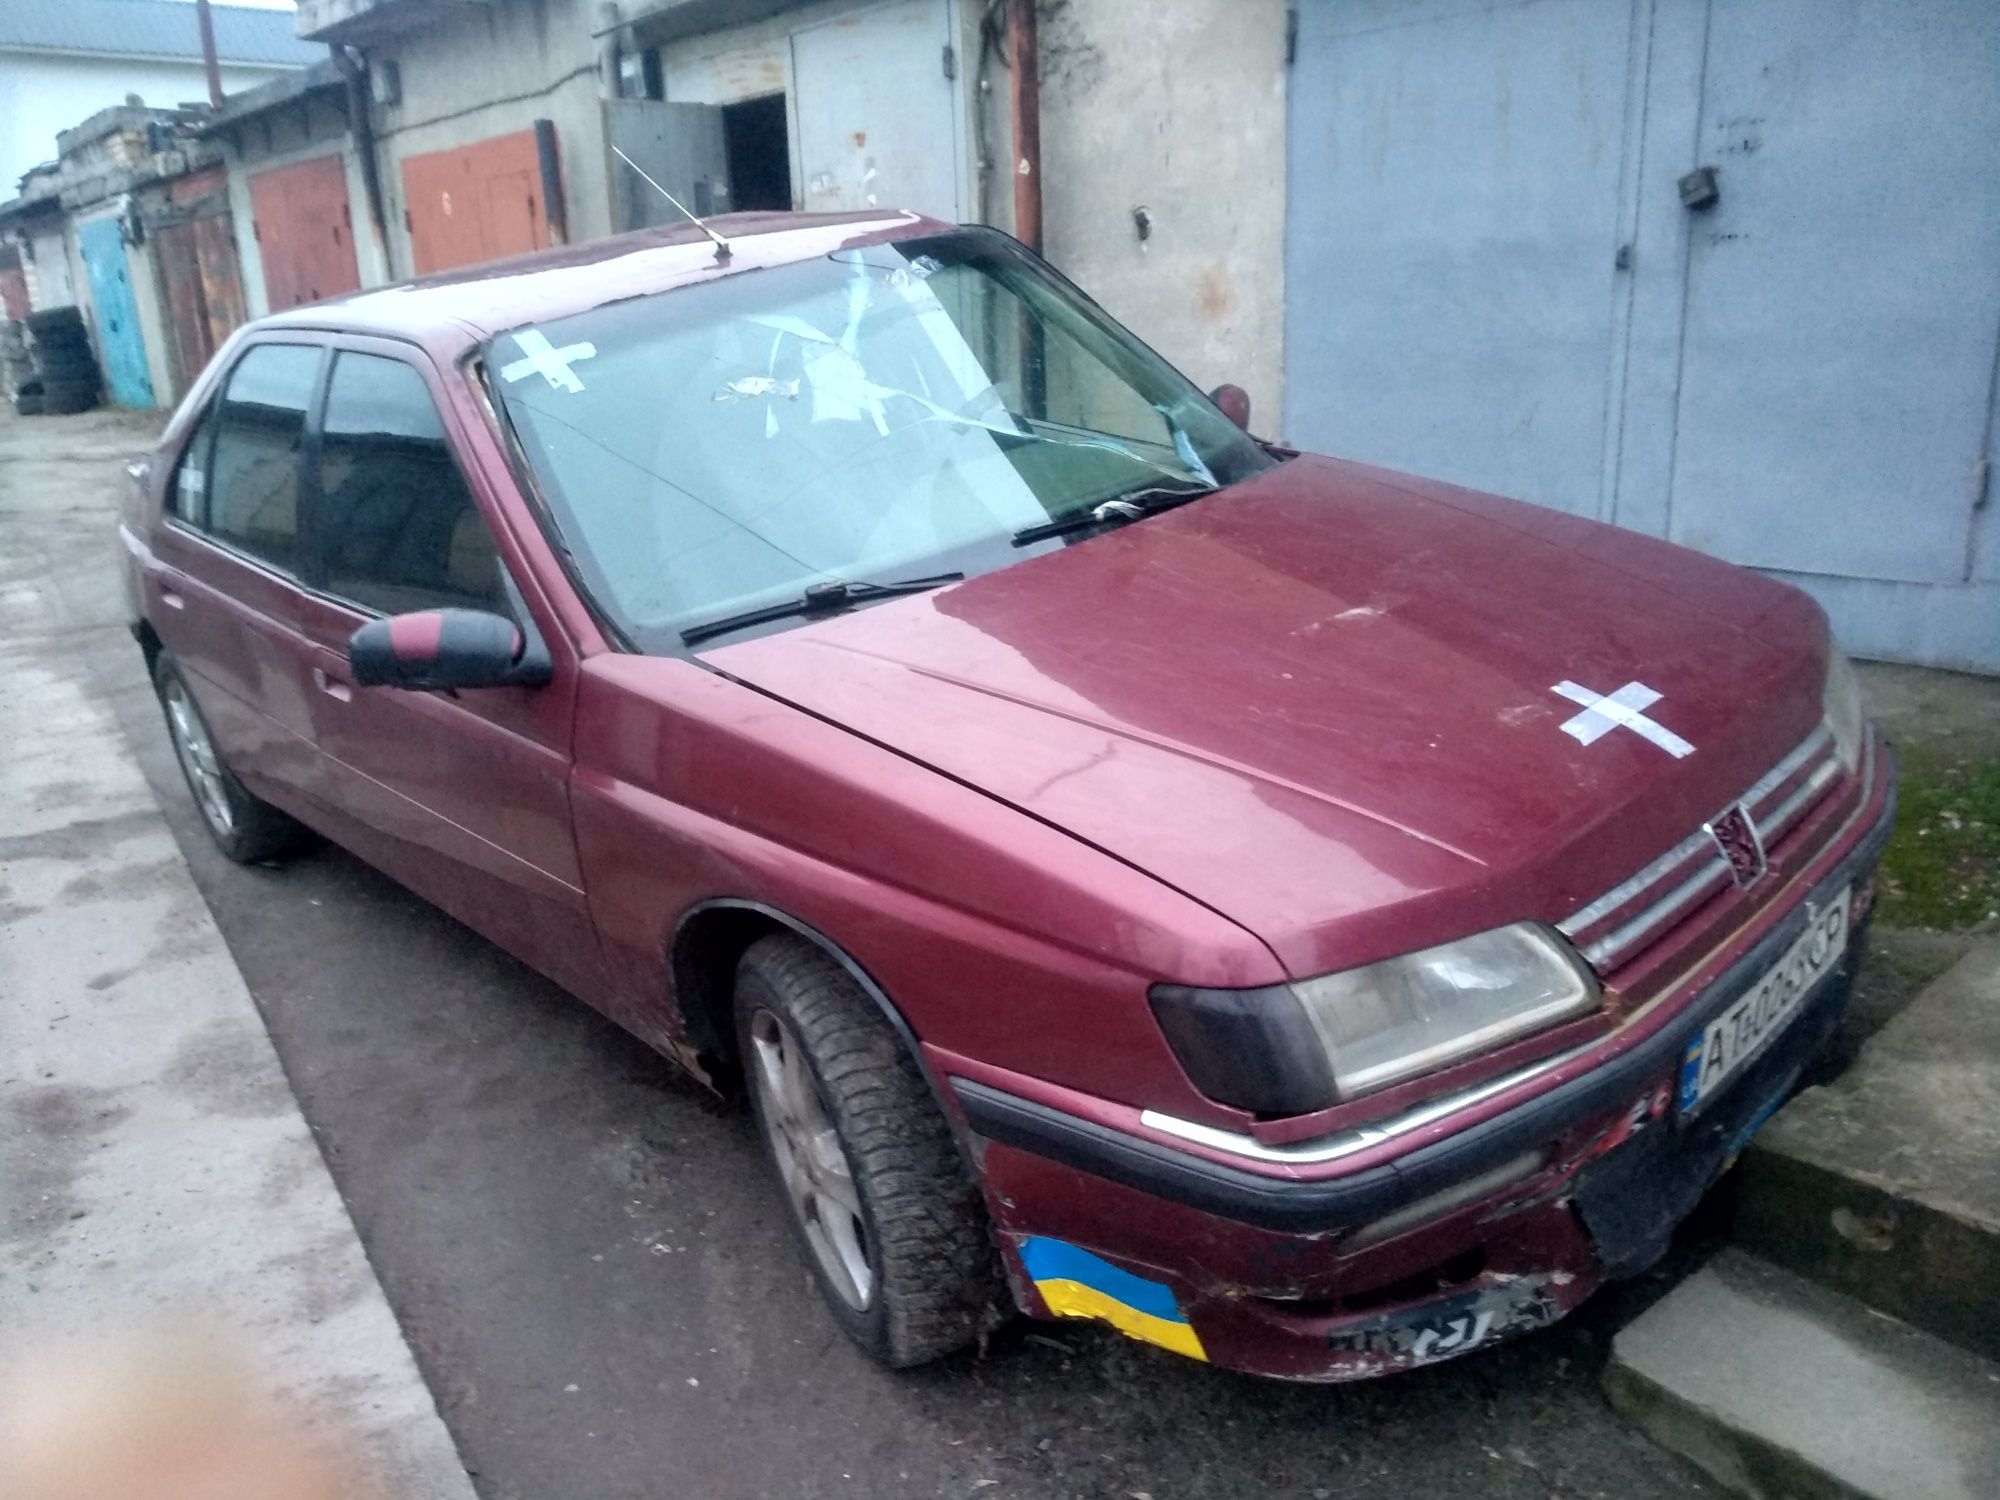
1286;0;2000;671
80;217;155;409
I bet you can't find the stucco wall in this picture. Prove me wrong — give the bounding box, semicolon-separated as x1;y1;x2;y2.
0;52;292;193
366;0;612;276
1036;0;1288;426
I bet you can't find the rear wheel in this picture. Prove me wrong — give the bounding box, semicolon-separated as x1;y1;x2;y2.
734;935;998;1366
153;651;310;864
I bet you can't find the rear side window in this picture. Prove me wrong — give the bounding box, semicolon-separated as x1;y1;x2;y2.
208;343;322;573
314;353;503;614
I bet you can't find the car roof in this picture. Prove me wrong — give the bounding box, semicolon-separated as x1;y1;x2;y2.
253;209;960;355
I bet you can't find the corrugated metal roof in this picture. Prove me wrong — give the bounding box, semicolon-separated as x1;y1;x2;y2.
0;0;322;68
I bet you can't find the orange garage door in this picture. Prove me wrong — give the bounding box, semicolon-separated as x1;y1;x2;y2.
401;129;554;276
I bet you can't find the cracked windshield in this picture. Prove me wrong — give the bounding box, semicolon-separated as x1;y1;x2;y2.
489;228;1270;649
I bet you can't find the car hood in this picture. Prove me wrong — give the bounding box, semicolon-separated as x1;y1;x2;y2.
706;455;1829;977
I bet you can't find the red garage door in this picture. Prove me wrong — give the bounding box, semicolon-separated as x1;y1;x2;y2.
401;129;552;276
248;154;361;312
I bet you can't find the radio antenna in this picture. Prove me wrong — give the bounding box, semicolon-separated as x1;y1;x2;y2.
611;145;731;261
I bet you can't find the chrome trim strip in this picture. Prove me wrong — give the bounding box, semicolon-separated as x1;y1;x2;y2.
1139;1042;1593;1166
1557;824;1715;938
1744;724;1834;812
1758;759;1841;845
1580;859;1728;969
1558;723;1833;945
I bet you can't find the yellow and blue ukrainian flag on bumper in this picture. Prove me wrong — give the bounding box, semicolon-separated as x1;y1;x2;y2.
1020;1236;1207;1361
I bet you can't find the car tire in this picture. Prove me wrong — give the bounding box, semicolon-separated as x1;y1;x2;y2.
14;389;44;416
153;651;312;864
34;348;98;381
25;306;85;339
734;934;999;1366
39;376;99;415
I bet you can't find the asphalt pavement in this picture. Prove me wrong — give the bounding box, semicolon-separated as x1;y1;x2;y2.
2;402;1711;1500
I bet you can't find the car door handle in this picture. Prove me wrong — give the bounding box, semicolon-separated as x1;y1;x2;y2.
160;588;185;610
312;666;353;703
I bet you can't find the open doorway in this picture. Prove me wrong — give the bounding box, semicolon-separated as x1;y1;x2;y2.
722;94;792;211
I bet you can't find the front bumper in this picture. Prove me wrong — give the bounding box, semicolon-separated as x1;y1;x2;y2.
949;744;1896;1380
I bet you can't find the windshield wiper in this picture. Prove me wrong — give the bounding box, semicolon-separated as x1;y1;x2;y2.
680;573;964;647
1011;483;1219;547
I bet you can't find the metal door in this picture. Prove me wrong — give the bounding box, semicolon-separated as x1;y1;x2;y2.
79;217;155;408
792;0;961;220
248;154;361;312
606;99;730;231
1283;0;1638;517
1665;0;2000;583
401;130;552;275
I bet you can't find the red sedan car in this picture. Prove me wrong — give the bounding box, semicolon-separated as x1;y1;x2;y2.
118;212;1892;1381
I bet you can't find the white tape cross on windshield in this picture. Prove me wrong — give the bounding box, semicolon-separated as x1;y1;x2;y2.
501;329;598;393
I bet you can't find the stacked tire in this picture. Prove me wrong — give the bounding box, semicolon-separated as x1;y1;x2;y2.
22;307;102;416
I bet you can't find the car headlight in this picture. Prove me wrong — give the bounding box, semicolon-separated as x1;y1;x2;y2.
1822;644;1866;775
1151;924;1601;1117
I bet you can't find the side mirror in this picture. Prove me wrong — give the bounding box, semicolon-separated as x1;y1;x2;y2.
348;609;552;691
1209;383;1252;431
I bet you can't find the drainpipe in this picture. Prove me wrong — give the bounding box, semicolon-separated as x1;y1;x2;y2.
333;45;390;274
1007;0;1041;253
194;0;224;108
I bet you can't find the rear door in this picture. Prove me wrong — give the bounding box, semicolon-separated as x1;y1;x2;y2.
291;338;599;999
147;339;329;811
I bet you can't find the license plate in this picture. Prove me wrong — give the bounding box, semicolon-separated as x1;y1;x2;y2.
1677;887;1850;1115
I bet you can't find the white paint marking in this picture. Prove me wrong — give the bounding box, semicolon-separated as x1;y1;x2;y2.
1552;680;1695;758
500;329;598;393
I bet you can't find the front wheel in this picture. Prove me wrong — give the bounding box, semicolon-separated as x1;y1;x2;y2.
734;935;999;1366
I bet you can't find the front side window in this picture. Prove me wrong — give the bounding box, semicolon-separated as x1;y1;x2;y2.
208;343;322;573
314;353;503;615
488;228;1271;651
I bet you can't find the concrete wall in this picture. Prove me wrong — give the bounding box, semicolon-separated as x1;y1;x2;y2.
0;52;293;193
1036;0;1289;424
219;89;391;317
365;0;613;276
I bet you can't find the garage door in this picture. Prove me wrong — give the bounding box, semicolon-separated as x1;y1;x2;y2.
401;129;553;276
1287;0;2000;669
249;154;361;312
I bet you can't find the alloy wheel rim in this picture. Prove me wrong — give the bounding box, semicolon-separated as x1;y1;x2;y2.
164;679;234;836
747;1008;874;1311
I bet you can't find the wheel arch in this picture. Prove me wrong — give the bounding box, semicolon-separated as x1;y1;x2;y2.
669;898;938;1105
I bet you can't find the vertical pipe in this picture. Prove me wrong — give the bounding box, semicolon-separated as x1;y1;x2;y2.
535;119;570;246
194;0;224;108
333;47;390;273
1008;0;1041;253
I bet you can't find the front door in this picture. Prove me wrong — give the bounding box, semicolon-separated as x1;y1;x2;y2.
290;340;598;999
79;217;155;407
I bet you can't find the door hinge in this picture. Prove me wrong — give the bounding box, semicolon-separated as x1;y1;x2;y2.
1974;456;1992;512
942;42;957;81
251;218;260;243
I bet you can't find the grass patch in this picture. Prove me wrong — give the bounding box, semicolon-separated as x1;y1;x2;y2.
1876;745;2000;930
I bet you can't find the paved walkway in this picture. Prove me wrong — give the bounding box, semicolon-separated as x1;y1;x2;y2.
0;406;475;1498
